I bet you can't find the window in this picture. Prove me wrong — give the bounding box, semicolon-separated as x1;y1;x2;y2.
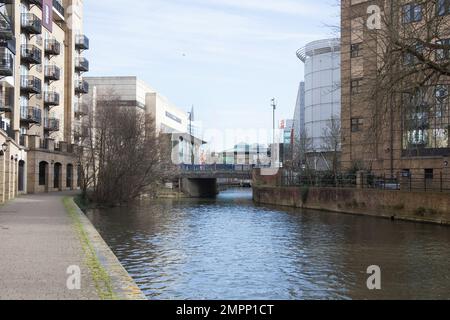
404;43;423;65
403;3;422;23
351;118;364;132
436;39;450;60
437;0;450;16
350;43;362;58
425;169;434;180
351;78;363;95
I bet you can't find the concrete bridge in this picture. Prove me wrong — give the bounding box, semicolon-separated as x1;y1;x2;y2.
178;164;255;197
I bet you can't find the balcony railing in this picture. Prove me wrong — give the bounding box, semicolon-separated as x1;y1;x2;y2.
20;75;42;94
53;0;65;18
0;12;14;40
0;100;12;112
24;0;42;7
20;106;42;125
44;117;60;132
74;102;88;117
44;65;61;81
44;38;61;56
75;34;89;51
75;57;89;72
44;91;60;106
21;13;42;35
75;80;89;95
21;44;42;65
0;47;13;77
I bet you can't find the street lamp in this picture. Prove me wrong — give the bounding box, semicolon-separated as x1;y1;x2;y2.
271;98;277;168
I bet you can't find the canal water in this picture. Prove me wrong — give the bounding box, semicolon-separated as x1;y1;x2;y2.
86;189;450;300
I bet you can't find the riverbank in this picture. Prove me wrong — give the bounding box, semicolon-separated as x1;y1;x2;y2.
253;185;450;226
0;192;145;300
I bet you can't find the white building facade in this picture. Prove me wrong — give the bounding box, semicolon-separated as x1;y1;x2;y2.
297;39;341;152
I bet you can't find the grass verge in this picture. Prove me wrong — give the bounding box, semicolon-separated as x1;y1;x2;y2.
63;197;117;300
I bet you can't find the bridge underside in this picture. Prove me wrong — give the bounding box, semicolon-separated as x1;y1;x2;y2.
181;178;218;198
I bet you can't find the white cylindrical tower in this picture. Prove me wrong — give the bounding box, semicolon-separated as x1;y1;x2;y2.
297;39;341;152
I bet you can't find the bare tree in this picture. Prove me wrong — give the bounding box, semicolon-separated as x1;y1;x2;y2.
292;128;314;172
321;115;341;176
76;94;175;206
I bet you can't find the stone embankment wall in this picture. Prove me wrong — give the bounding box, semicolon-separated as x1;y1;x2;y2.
252;169;450;226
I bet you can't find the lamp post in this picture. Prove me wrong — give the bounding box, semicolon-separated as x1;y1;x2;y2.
271;98;277;168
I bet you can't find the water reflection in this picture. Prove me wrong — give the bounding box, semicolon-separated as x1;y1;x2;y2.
86;189;450;300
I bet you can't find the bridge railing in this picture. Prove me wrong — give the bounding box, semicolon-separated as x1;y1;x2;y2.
180;164;269;172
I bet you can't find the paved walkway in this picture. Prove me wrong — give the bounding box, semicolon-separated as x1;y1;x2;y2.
0;192;99;300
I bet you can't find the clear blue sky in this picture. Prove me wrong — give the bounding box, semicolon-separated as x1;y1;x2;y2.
84;0;339;149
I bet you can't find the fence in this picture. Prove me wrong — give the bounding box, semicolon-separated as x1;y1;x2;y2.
280;170;450;193
180;164;270;172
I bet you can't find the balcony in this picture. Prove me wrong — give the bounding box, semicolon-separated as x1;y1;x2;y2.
75;80;89;95
44;91;60;106
75;57;89;72
0;47;13;77
24;0;42;7
75;34;89;51
44;117;60;132
0;13;14;40
21;13;42;35
21;44;42;65
20;106;42;125
74;102;88;117
20;75;42;94
53;0;65;18
44;65;61;81
44;39;61;56
0;101;12;113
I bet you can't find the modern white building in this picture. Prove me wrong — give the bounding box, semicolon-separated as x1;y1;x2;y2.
297;39;341;152
84;76;206;164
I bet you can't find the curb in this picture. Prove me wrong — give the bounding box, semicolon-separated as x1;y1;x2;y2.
69;198;147;300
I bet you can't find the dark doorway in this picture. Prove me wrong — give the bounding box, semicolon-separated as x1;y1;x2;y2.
54;163;62;190
18;160;25;192
39;161;48;187
67;164;73;189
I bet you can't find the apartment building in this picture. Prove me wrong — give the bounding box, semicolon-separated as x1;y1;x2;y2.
342;0;450;184
0;0;89;199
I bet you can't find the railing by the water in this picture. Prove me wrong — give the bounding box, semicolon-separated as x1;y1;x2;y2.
281;170;450;193
180;164;270;172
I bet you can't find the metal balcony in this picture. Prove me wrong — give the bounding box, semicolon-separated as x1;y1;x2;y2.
20;106;42;125
44;91;60;106
0;101;12;113
0;36;16;54
20;75;42;94
53;0;65;18
75;34;89;51
74;102;88;117
0;47;13;77
44;65;61;81
21;44;42;65
44;117;60;132
21;13;42;35
0;12;14;40
44;39;61;56
23;0;42;7
75;57;89;72
75;80;89;95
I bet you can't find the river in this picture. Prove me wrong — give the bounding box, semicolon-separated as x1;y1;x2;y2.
86;189;450;300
